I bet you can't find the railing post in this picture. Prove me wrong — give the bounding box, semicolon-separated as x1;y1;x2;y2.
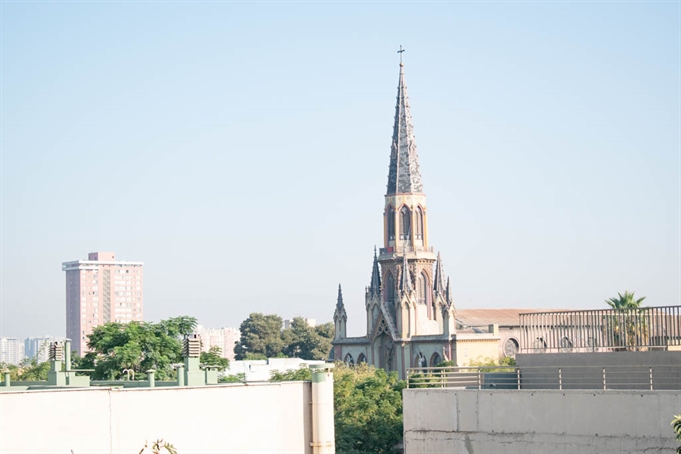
477;368;482;390
440;368;445;388
602;367;607;390
516;367;521;390
649;367;653;390
558;368;562;390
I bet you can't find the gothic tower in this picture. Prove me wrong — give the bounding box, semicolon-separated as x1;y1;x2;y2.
333;54;456;379
375;57;439;340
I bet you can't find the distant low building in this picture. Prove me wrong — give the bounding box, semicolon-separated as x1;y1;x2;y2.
24;336;66;363
0;338;25;365
224;357;325;382
195;326;239;361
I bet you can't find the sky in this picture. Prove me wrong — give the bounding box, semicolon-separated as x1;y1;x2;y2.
1;1;679;340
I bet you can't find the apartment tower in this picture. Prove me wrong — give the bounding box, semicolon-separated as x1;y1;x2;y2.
62;252;144;355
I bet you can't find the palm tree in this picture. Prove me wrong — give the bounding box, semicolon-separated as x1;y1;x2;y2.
605;291;646;310
604;291;648;350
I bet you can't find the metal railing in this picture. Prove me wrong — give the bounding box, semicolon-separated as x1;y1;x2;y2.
406;365;681;391
518;306;681;353
379;246;434;256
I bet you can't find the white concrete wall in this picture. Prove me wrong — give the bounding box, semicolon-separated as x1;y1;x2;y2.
1;382;312;454
404;388;681;454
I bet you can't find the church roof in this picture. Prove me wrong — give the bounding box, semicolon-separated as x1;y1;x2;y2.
456;308;569;328
386;60;423;195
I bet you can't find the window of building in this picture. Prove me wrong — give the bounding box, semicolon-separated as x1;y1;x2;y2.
385;272;396;321
415;206;424;240
400;206;411;240
344;353;354;366
387;206;395;240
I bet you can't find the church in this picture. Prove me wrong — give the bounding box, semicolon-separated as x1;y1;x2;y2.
332;57;499;379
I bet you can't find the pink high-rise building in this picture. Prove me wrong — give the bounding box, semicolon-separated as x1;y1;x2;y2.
62;252;144;355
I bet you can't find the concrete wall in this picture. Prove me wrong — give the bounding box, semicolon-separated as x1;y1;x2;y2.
404;388;681;454
516;351;681;390
1;382;312;454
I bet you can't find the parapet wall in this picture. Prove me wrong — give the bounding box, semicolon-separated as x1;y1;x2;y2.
1;382;312;454
403;388;681;454
516;351;681;390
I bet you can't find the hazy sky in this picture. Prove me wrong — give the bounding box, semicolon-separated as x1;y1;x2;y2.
1;1;679;340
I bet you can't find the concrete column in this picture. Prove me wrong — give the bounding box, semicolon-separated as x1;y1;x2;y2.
65;340;72;371
185;357;204;386
3;372;10;387
177;366;185;387
310;364;335;454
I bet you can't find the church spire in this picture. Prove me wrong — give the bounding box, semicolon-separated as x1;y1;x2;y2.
399;253;412;293
434;252;445;295
386;49;423;195
445;277;452;305
369;247;381;297
336;284;344;311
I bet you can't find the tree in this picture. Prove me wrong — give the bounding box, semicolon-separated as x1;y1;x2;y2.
200;346;229;369
281;318;335;360
234;313;285;360
604;291;648;350
271;362;406;454
270;367;313;382
0;363;20;381
605;291;646;310
86;316;197;380
17;357;51;381
138;439;178;454
672;414;681;454
1;358;51;382
333;362;405;454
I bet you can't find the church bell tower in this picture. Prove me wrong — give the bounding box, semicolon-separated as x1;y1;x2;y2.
375;53;439;338
333;50;456;378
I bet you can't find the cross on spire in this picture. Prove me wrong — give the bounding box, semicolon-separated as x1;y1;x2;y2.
397;45;405;64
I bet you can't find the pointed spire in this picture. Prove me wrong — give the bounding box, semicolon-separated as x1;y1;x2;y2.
445;277;452;304
400;254;412;293
369;247;381;297
334;283;347;322
434;252;445;295
386;51;423;195
336;284;344;310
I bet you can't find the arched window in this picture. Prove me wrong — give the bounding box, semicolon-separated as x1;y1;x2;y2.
415;352;427;369
533;337;547;353
386;273;396;321
415;206;424;240
559;337;573;353
430;353;442;367
357;353;367;364
503;338;519;358
344;353;355;366
387;206;395;241
417;273;427;306
400;206;411;240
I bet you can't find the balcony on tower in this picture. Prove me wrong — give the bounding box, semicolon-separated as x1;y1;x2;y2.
378;245;434;261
